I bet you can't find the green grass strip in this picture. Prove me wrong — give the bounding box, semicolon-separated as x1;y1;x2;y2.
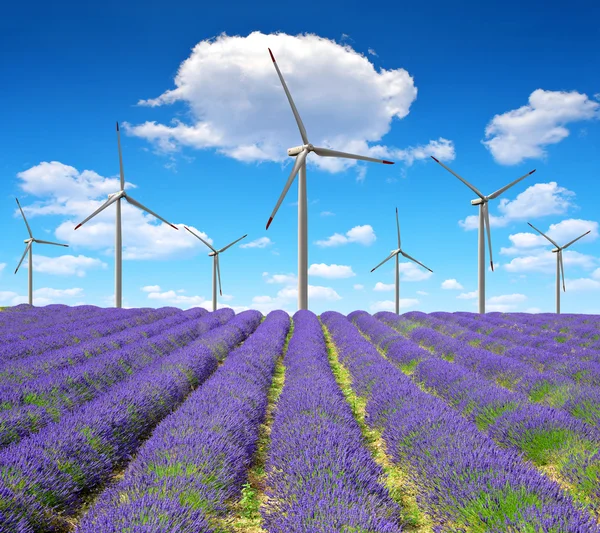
321;321;434;533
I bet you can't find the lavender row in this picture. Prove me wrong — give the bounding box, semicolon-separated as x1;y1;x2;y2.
0;308;233;448
0;306;189;362
261;310;403;533
376;312;600;426
76;310;291;533
322;311;598;532
0;307;201;384
351;311;600;515
0;310;262;533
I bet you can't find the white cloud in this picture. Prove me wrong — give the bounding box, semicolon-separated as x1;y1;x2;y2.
374;282;395;291
459;182;576;230
125;32;453;173
16;162;211;261
315;225;376;247
367;47;378;57
240;237;273;249
369;298;419;312
441;279;463;290
353;284;364;290
487;293;527;304
526;307;542;313
416;290;428;295
320;211;335;217
26;254;107;277
397;261;433;282
457;290;478;300
593;268;600;280
0;263;5;274
262;272;298;284
0;287;84;307
503;250;596;274
563;278;600;291
482;89;600;165
384;138;456;166
251;283;341;313
145;288;208;308
142;285;161;292
308;263;355;279
506;219;598;251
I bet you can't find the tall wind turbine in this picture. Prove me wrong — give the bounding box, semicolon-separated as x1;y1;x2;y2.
184;227;247;311
265;48;395;311
370;208;433;314
14;198;69;305
527;222;591;314
431;156;536;313
74;122;179;308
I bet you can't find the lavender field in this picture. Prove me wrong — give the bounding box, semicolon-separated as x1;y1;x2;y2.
0;305;599;532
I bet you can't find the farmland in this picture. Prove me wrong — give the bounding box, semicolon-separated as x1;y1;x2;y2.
0;305;599;532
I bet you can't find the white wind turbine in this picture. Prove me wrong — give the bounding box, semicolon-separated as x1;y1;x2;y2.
371;208;433;314
14;198;69;305
74;122;179;308
265;48;395;311
527;222;591;314
430;156;536;313
184;227;247;311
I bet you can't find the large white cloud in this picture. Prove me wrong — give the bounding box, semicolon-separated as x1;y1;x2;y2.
25;254;107;277
459;182;576;230
369;298;419;312
315;225;376;247
482;89;600;165
503;250;596;274
240;237;273;249
457;290;478;300
0;287;84;306
125;32;454;173
503;219;598;253
308;263;355;279
373;282;395;292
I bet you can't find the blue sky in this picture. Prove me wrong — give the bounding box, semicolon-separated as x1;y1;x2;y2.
1;0;599;314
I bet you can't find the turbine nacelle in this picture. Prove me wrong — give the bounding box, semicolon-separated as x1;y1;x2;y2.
24;238;33;244
208;251;217;257
287;144;310;157
471;198;485;206
551;248;560;253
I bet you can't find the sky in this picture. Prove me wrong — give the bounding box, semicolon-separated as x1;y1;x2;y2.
1;0;599;315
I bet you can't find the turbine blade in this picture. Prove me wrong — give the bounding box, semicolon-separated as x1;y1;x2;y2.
15;198;33;238
266;149;308;230
184;226;217;253
15;242;32;274
430;156;485;199
559;250;566;292
312;146;394;165
395;207;401;249
218;234;248;254
34;239;69;247
125;196;178;230
487;169;536;200
527;222;560;248
561;230;591;250
370;251;396;273
400;250;433;272
116;122;125;190
216;255;222;296
483;203;494;271
268;48;309;145
74;194;121;230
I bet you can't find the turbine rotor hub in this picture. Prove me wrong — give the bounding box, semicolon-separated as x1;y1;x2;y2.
287;144;309;157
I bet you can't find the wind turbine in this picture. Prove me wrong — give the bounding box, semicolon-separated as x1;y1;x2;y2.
430;156;536;313
527;222;591;314
370;208;433;314
74;122;179;308
184;227;247;311
265;48;395;311
14;198;69;305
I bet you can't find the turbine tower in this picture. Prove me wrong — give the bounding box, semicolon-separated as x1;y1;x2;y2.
14;198;69;305
371;207;432;314
184;227;247;311
527;222;591;314
265;48;394;311
431;157;536;313
74;122;179;308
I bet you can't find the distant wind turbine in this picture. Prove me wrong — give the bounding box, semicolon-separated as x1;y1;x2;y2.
431;156;536;313
74;122;179;308
371;208;432;314
265;48;394;311
184;227;247;311
14;198;69;305
527;222;591;314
